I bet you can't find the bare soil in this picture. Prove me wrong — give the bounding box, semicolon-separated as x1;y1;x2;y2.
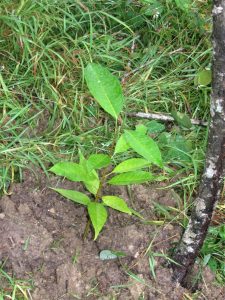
0;169;224;299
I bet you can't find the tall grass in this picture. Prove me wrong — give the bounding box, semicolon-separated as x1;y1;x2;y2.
0;0;211;191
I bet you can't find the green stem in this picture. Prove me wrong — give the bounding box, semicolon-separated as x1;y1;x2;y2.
82;164;110;240
83;119;122;240
83;219;91;240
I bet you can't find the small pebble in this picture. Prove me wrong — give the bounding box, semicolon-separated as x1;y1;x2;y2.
0;213;5;219
48;208;55;214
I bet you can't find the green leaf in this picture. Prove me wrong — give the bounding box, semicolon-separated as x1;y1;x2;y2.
87;154;111;170
102;196;132;214
79;151;100;195
203;254;211;266
112;158;150;173
111;250;127;258
108;171;154;185
52;188;91;205
114;134;130;154
208;258;218;272
146;120;165;134
129;208;144;219
159;133;192;162
174;0;191;12
140;1;163;16
171;110;192;129
135;124;148;135
158;132;171;145
84;175;100;196
82;168;100;196
194;69;212;86
124;130;163;167
88;202;108;240
84;63;124;119
49;162;87;182
99;250;118;260
219;224;225;240
99;250;126;260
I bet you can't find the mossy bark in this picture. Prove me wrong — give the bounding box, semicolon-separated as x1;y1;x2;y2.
172;0;225;286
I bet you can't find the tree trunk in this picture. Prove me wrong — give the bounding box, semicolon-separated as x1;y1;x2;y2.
172;0;225;286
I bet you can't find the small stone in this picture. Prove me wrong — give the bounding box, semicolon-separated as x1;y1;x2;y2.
48;208;55;214
0;213;5;219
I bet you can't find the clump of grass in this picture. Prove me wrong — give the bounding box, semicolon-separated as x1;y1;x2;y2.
0;265;33;300
0;0;211;192
200;223;225;284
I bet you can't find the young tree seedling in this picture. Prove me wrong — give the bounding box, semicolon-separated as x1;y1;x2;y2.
50;63;164;240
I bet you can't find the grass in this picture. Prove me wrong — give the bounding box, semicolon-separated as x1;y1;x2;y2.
0;264;33;300
200;223;225;284
1;0;221;297
0;0;211;192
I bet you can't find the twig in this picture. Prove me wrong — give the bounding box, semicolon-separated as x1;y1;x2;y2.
127;112;208;126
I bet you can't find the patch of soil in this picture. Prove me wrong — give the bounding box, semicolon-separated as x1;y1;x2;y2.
0;169;224;299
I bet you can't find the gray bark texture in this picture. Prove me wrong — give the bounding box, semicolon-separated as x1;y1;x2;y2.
172;0;225;286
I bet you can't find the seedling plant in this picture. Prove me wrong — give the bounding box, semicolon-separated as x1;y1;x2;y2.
50;63;165;239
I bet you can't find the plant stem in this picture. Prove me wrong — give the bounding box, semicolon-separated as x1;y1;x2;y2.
82;164;112;240
83;120;121;240
83;219;91;240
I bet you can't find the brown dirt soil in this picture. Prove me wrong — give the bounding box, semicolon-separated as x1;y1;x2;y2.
0;169;224;300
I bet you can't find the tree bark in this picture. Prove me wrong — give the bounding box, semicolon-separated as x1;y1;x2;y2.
172;0;225;286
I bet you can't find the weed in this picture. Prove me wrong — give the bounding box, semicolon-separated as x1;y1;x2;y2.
50;63;165;239
200;224;225;284
72;250;80;265
0;0;210;195
0;265;33;300
0;0;217;293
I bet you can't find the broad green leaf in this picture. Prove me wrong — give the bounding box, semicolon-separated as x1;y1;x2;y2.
112;158;150;173
159;133;192;163
146;120;165;134
99;250;118;260
174;0;191;12
88;202;108;240
194;69;212;86
108;171;154;185
84;63;124;119
49;162;87;182
140;1;163;17
82;167;100;195
124;130;163;167
114;134;130;154
99;250;126;260
52;188;91;205
87;154;111;170
79;149;87;164
83;173;100;196
171;110;192;129
203;254;211;266
79;151;100;195
135;124;148;135
102;196;131;214
158;132;171;145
